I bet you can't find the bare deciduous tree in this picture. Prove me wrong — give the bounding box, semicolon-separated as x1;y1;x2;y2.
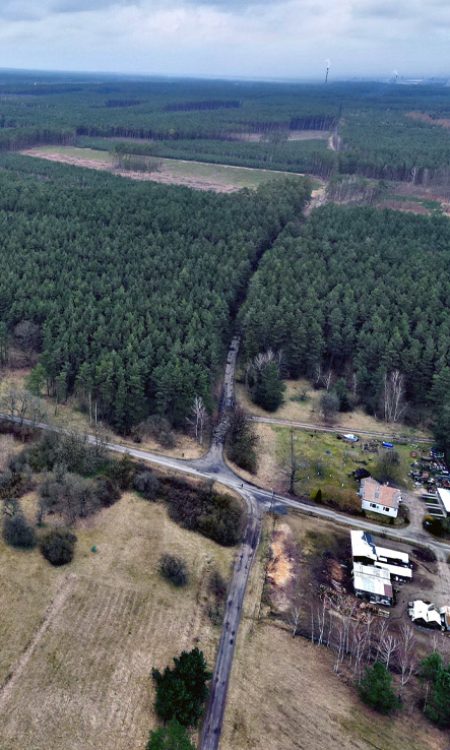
398;624;417;689
189;395;208;445
382;370;406;423
378;632;398;670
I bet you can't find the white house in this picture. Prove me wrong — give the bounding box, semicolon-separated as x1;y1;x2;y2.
360;477;401;518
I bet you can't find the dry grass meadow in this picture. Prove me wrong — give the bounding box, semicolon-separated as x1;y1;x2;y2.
0;367;204;460
235;379;430;438
21;146;306;193
221;515;446;750
0;492;234;750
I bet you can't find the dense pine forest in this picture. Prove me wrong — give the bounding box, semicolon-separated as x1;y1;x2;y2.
240;205;450;423
1;71;450;183
0;154;310;432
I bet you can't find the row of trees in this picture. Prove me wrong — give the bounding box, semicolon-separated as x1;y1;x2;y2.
0;157;310;432
241;205;450;427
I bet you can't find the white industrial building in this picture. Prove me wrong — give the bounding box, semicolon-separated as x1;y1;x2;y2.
350;530;412;605
353;562;394;606
350;530;411;573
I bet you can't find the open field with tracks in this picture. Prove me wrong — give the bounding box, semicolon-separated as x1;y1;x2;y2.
21;146;307;193
0;492;233;750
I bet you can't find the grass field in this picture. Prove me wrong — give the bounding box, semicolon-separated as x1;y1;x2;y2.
221;515;446;750
0;493;234;750
228;421;415;498
236;378;431;439
21;145;309;192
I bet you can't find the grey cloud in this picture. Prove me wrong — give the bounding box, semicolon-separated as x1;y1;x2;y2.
352;1;413;21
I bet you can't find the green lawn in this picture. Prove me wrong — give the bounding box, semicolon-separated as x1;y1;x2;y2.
274;427;414;498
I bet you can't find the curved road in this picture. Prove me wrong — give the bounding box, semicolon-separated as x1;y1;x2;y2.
1;335;448;750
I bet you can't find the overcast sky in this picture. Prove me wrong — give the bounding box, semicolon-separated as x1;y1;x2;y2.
0;0;449;80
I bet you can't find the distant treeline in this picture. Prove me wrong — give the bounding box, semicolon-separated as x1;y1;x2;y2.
1;74;450;183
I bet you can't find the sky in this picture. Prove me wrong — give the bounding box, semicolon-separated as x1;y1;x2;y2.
0;0;449;80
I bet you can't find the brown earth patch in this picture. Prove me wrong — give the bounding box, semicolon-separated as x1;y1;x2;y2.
267;522;301;612
407;110;450;129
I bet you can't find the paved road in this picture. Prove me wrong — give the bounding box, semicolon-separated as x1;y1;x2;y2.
251;415;433;444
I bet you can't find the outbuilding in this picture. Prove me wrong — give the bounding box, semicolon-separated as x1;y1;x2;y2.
436;487;450;518
353;562;394;606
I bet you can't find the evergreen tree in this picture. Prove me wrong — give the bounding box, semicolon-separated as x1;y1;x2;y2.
253;361;285;412
359;662;400;714
146;720;195;750
152;648;211;727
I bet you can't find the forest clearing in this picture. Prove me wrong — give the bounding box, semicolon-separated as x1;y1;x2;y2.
21;146;306;192
235;379;430;439
0;489;233;750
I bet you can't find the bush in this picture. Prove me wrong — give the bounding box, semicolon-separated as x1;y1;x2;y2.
163;480;244;546
106;453;136;489
423;514;450;538
159;554;189;587
359;662;400;714
133;415;175;448
39;528;77;566
312;484;361;515
146;719;195;750
92;476;121;507
133;470;160;500
3;513;36;549
207;569;227;625
371;450;402;484
227;407;259;474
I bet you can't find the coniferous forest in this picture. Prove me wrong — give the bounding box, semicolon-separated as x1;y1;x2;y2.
240;204;450;421
0;154;310;432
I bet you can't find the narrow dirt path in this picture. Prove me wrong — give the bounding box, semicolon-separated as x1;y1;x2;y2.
0;574;76;711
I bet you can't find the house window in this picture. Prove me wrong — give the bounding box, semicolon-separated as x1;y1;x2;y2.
370;503;377;508
383;507;390;512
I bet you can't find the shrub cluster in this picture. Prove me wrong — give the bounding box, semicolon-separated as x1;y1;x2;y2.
39;528;77;566
227;407;259;474
3;511;36;549
161;478;244;546
159;554;189;587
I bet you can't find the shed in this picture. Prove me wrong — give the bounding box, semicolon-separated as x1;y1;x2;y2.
353;562;394;606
